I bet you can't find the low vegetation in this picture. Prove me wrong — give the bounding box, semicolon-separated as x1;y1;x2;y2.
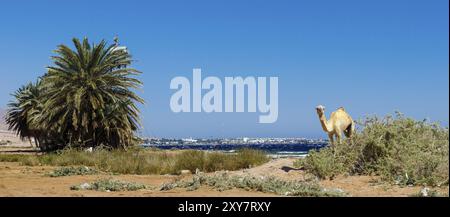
0;147;269;175
48;166;98;177
175;149;268;172
409;187;448;197
0;154;27;162
160;172;344;197
296;112;449;187
71;178;148;191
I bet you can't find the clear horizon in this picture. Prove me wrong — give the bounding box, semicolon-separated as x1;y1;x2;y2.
0;0;448;138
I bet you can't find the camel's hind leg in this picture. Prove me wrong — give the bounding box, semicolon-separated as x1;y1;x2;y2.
344;122;355;138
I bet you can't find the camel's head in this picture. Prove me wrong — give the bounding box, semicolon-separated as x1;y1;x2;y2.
315;105;325;116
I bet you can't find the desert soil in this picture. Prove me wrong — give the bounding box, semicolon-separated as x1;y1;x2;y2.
1;133;448;197
1;156;447;197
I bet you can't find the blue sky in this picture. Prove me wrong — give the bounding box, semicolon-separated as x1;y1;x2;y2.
0;0;448;138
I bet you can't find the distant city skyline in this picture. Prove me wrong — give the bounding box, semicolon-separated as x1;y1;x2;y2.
0;0;448;138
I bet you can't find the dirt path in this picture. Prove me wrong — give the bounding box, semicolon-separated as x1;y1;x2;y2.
231;158;308;181
231;158;448;197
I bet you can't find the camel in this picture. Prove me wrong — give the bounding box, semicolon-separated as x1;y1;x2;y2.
315;105;355;146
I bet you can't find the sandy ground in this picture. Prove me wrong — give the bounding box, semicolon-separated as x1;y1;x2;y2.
1;157;448;197
0;132;448;197
0;162;274;197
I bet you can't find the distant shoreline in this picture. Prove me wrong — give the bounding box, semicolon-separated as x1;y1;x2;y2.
142;142;327;158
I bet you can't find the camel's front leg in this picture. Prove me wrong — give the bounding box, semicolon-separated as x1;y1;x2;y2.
328;133;337;157
336;131;343;145
328;133;335;146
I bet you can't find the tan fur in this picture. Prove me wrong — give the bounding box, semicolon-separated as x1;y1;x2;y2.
315;105;355;146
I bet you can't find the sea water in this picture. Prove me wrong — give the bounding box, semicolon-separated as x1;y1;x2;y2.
141;143;328;158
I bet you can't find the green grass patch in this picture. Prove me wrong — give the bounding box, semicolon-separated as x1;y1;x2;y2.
296;112;449;187
0;147;269;175
175;149;269;173
0;154;30;162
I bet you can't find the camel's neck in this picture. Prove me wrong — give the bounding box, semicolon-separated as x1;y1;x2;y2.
318;113;332;133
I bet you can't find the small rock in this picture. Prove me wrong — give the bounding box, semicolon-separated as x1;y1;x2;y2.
180;170;191;175
79;183;91;190
106;190;111;192
334;188;345;194
420;187;430;197
195;168;203;175
322;188;345;195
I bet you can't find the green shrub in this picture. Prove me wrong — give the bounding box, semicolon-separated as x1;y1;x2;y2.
48;166;98;177
295;138;360;179
297;112;449;186
71;178;148;191
409;188;446;197
160;172;344;197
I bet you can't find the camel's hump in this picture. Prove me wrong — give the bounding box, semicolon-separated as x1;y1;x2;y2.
337;107;345;111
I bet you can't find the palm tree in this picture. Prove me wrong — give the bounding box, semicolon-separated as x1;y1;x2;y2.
37;37;144;149
5;81;43;147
